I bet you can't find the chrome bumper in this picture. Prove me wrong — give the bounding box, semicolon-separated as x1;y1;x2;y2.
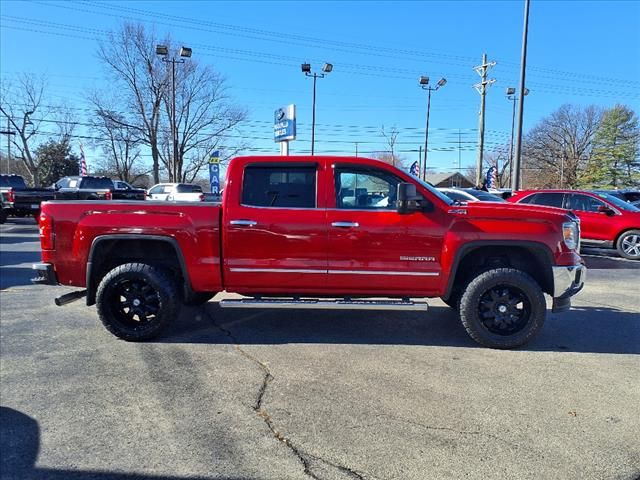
552;264;586;299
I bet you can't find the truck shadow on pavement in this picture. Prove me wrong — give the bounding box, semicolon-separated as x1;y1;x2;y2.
0;406;244;480
159;303;640;355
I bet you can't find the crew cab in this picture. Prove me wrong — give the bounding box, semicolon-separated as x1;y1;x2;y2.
54;176;146;201
33;156;586;349
508;189;640;260
0;174;55;222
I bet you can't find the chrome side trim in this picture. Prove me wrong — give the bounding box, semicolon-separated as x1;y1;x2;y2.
229;267;439;276
230;268;325;274
220;298;429;311
229;219;257;226
328;269;439;276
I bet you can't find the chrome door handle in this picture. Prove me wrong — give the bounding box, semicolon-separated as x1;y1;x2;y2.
230;219;257;227
331;221;359;228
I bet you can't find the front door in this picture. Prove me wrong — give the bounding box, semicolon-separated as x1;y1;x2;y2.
565;193;617;242
223;162;328;292
326;164;444;296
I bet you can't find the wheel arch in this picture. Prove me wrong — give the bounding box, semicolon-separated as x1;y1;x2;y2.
443;241;555;300
86;235;192;306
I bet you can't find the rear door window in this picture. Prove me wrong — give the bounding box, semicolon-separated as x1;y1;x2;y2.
242;165;316;208
527;193;565;208
566;194;605;212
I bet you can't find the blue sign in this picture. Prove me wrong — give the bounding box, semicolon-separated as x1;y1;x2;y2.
274;104;296;142
209;151;220;195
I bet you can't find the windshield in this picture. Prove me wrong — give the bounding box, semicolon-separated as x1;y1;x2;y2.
81;177;114;189
595;192;640;212
414;178;454;205
176;184;203;193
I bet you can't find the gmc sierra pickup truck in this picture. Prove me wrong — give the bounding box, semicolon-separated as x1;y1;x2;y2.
33;156;586;349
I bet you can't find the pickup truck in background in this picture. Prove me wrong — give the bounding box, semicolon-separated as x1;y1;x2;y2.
0;174;55;223
53;176;146;201
33;156;586;349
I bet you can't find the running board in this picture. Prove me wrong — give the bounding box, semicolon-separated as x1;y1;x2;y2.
219;298;429;311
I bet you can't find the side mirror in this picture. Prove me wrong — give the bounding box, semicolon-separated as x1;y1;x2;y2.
397;183;433;214
597;205;615;216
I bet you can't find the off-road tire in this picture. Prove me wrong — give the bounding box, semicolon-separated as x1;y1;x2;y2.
183;292;215;306
616;230;640;260
459;268;546;349
96;263;179;341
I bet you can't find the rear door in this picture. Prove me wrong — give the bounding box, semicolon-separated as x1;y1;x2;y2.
325;164;444;295
223;161;328;292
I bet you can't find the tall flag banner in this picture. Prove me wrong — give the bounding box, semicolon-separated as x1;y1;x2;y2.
79;144;88;176
485;165;497;189
409;160;420;177
208;151;220;195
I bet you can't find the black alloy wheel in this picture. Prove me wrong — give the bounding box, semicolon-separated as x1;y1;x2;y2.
96;263;179;341
459;268;546;349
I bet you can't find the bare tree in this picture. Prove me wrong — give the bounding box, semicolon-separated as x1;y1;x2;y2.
380;125;400;167
93;23;168;183
159;56;247;182
522;104;603;189
0;74;49;185
91;109;148;183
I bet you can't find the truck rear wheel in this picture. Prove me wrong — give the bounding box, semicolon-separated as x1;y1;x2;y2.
96;263;179;341
459;268;546;349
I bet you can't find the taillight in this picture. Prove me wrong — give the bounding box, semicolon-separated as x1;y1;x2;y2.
105;190;113;200
39;212;55;250
7;188;15;203
199;193;205;201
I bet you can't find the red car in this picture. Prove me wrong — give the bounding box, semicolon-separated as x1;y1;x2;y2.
508;189;640;260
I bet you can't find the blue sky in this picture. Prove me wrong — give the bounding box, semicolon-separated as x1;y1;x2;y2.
1;0;639;176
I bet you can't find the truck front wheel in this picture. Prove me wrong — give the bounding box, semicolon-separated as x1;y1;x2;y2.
459;268;546;349
96;263;179;341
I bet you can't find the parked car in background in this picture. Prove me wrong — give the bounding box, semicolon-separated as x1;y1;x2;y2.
508;189;640;260
462;188;507;202
146;183;176;201
438;188;481;203
593;189;640;205
54;176;146;201
166;183;205;202
0;174;55;223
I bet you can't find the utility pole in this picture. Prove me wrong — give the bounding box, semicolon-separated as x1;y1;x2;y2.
512;0;531;192
355;142;359;156
0;116;16;174
473;53;496;186
458;129;462;172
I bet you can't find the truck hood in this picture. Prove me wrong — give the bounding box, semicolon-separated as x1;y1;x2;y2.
449;201;575;223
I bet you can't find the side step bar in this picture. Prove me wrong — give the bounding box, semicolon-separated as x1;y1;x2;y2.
219;298;428;311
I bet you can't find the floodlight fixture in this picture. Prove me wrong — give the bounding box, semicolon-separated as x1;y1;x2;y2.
301;63;311;73
506;87;516;95
322;63;333;73
436;78;447;88
523;87;530;96
179;47;192;58
156;45;168;56
419;76;429;85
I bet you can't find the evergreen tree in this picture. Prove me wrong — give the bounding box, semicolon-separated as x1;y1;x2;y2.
35;139;80;187
580;105;640;188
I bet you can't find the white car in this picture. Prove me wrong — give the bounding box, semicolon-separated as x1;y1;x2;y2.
167;183;205;202
147;183;205;201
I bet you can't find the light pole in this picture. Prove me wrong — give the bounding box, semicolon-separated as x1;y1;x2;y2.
302;62;332;155
506;87;529;185
156;45;192;181
419;76;446;180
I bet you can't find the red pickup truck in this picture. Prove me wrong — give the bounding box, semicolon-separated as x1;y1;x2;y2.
32;156;586;349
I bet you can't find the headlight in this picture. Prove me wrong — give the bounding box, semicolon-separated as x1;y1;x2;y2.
562;222;579;250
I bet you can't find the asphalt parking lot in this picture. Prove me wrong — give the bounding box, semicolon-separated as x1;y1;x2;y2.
1;217;639;480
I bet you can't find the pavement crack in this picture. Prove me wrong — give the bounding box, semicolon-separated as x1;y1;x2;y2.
206;309;370;480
